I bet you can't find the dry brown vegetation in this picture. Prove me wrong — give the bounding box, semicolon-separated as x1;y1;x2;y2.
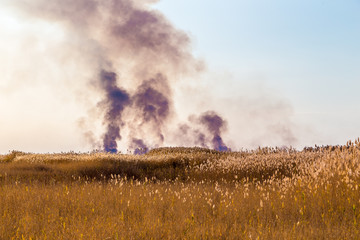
1;141;360;239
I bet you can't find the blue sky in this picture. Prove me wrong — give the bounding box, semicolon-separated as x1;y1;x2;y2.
0;0;359;153
154;0;360;103
155;0;360;145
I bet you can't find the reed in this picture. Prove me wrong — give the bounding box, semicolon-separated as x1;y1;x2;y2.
1;142;360;239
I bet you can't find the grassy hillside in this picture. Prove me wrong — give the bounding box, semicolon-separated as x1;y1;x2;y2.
1;142;360;239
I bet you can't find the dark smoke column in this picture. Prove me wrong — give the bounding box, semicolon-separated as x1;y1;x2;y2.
100;70;130;153
200;111;229;151
131;138;148;155
132;74;170;143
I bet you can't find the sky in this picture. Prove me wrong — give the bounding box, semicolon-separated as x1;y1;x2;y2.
0;0;359;153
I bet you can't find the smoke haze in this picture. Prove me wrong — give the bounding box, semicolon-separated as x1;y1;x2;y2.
4;0;225;152
2;0;300;152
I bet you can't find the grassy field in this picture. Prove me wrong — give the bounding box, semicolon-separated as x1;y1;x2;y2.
1;142;360;239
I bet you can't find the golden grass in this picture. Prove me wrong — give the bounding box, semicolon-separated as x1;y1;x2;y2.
1;142;360;239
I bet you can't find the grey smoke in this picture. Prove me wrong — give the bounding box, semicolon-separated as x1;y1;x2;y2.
99;70;130;153
7;0;230;152
199;111;229;151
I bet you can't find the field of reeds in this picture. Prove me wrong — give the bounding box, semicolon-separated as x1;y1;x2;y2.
1;141;360;239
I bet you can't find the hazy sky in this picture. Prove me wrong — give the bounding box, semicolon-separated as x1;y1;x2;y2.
0;0;359;153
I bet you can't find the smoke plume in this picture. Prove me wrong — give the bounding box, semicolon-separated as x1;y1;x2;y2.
132;74;171;145
131;138;149;155
99;70;131;153
8;0;230;152
199;111;229;151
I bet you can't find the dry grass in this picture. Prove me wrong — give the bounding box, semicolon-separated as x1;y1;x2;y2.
1;142;360;239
